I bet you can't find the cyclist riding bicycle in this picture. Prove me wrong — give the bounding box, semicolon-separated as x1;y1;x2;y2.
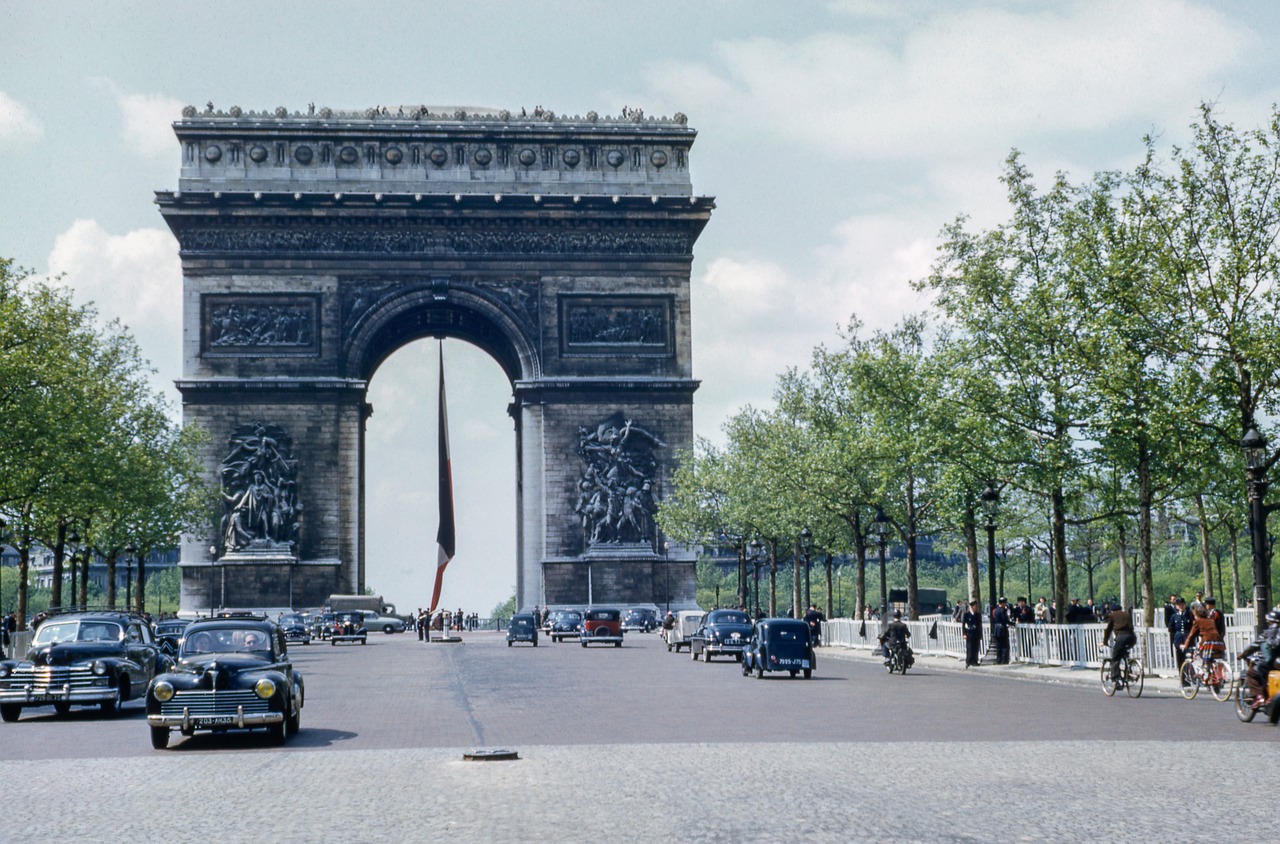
1241;608;1280;709
1102;605;1136;683
1183;605;1226;669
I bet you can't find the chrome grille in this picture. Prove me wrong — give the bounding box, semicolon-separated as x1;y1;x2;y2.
161;689;270;717
5;665;99;691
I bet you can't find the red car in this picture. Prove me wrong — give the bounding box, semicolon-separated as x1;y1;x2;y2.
579;608;624;647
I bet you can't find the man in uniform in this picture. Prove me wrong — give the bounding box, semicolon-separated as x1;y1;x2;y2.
962;600;983;667
991;598;1011;664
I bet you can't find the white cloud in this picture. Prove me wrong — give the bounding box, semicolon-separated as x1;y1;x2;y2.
0;90;43;146
90;77;184;158
645;0;1253;162
47;220;182;405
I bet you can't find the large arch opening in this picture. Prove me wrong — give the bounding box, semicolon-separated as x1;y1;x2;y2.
364;338;516;619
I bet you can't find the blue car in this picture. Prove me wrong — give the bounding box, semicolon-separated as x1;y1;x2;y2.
741;618;815;679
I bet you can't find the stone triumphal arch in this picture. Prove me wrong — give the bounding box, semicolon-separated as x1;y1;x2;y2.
158;104;713;613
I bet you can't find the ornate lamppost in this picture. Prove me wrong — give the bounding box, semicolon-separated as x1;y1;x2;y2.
981;483;1000;612
1243;428;1272;634
873;507;890;629
800;526;812;613
663;540;671;615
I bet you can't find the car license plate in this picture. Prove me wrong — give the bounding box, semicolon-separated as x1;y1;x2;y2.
29;693;64;703
193;716;236;728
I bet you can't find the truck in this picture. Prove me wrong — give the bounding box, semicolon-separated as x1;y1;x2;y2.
327;594;397;617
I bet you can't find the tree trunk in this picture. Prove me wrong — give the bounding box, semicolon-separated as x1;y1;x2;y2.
905;467;919;620
768;538;778;617
965;512;980;608
1229;522;1241;610
106;551;118;608
50;521;67;609
17;546;29;632
824;553;833;619
1052;486;1069;623
135;549;146;614
1115;523;1129;611
1136;451;1155;627
1195;493;1213;598
792;538;802;618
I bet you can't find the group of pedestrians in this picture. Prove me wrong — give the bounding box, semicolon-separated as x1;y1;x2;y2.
414;607;480;640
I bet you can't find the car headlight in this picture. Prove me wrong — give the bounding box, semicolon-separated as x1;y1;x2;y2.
92;661;107;676
254;678;277;699
0;665;9;678
153;680;175;702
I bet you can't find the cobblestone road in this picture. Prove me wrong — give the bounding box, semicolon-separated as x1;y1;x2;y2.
3;631;1276;842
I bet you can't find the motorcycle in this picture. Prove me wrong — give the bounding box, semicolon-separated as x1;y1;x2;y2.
882;640;913;674
1235;656;1280;724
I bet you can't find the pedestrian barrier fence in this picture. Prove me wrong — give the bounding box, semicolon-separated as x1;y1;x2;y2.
821;616;1256;677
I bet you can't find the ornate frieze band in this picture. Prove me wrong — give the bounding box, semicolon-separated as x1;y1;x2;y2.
202;294;320;357
177;223;691;258
560;295;673;357
341;277;540;343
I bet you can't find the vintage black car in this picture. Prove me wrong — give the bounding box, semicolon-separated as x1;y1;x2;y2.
153;618;191;654
146;618;303;749
330;611;367;645
0;608;170;721
549;610;584;642
741;618;815;679
278;613;312;645
507;613;539;647
312;612;334;640
622;607;658;633
689;609;753;662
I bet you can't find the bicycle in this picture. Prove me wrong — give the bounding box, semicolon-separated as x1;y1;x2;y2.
1179;647;1233;702
1100;647;1144;698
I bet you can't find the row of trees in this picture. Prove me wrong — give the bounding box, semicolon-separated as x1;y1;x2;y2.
0;259;212;628
660;103;1280;627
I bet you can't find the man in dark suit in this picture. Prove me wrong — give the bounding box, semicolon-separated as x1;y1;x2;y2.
962;600;983;667
991;598;1011;664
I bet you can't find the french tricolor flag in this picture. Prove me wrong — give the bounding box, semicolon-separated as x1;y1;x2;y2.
429;344;455;614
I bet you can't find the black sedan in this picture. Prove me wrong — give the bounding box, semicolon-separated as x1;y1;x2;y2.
507;614;539;647
145;618;303;749
688;609;753;663
741;618;815;679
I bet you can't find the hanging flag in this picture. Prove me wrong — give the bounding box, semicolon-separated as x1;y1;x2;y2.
429;343;455;614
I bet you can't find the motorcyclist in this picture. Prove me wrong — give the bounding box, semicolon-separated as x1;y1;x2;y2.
879;610;912;667
1241;608;1280;709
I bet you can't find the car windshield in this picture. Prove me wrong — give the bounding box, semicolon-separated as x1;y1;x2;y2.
769;626;808;644
183;627;272;656
713;612;750;625
281;615;304;625
512;619;533;628
561;612;582;622
33;620;123;645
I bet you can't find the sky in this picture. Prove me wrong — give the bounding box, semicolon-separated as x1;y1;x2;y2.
3;0;1279;617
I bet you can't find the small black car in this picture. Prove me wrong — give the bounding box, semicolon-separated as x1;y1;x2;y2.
622;608;658;632
741;618;815;679
0;609;170;721
153;618;191;654
278;613;312;645
330;611;367;645
507;614;539;647
549;610;584;642
689;609;753;662
146;618;303;749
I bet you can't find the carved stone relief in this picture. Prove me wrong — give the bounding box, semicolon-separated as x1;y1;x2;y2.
574;413;665;548
341;277;540;345
203;295;319;356
218;422;302;554
560;295;672;356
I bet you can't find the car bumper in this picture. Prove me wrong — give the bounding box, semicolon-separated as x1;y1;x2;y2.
705;643;746;656
0;685;117;705
331;634;366;642
580;634;624;645
148;707;283;731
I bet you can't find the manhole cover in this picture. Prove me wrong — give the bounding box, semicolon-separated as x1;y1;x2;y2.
463;748;520;762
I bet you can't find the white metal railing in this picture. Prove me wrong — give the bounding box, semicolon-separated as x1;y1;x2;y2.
821;616;1258;676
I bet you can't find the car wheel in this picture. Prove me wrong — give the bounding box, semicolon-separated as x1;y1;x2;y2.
581;641;587;648
742;660;750;677
803;668;812;679
100;688;120;716
614;641;621;648
269;720;287;745
667;643;673;652
508;640;512;647
150;726;170;749
789;670;797;678
54;702;72;716
0;703;21;722
703;649;711;663
286;701;301;736
690;647;698;661
755;662;764;679
384;625;394;634
331;639;337;646
534;640;539;647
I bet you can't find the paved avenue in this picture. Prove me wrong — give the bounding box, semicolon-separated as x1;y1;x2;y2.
3;631;1276;842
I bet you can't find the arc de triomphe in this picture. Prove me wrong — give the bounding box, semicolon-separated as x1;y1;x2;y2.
158;104;712;613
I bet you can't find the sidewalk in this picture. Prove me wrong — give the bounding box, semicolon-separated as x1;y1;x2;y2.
819;642;1186;696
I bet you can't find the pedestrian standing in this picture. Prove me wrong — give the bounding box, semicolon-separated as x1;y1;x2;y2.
962;600;983;667
1034;597;1049;624
1168;598;1193;668
992;598;1011;664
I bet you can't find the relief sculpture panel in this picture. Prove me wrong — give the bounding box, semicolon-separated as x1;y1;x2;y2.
203;294;320;356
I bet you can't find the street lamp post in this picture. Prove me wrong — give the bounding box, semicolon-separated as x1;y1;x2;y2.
1023;540;1032;605
873;507;890;632
981;483;1000;611
748;538;763;617
800;527;812;614
663;541;671;615
1243;428;1271;635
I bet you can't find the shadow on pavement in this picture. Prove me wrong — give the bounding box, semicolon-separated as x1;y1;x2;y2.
161;727;358;752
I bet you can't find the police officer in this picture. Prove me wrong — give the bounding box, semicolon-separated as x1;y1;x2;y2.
991;598;1011;664
962;600;983;667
